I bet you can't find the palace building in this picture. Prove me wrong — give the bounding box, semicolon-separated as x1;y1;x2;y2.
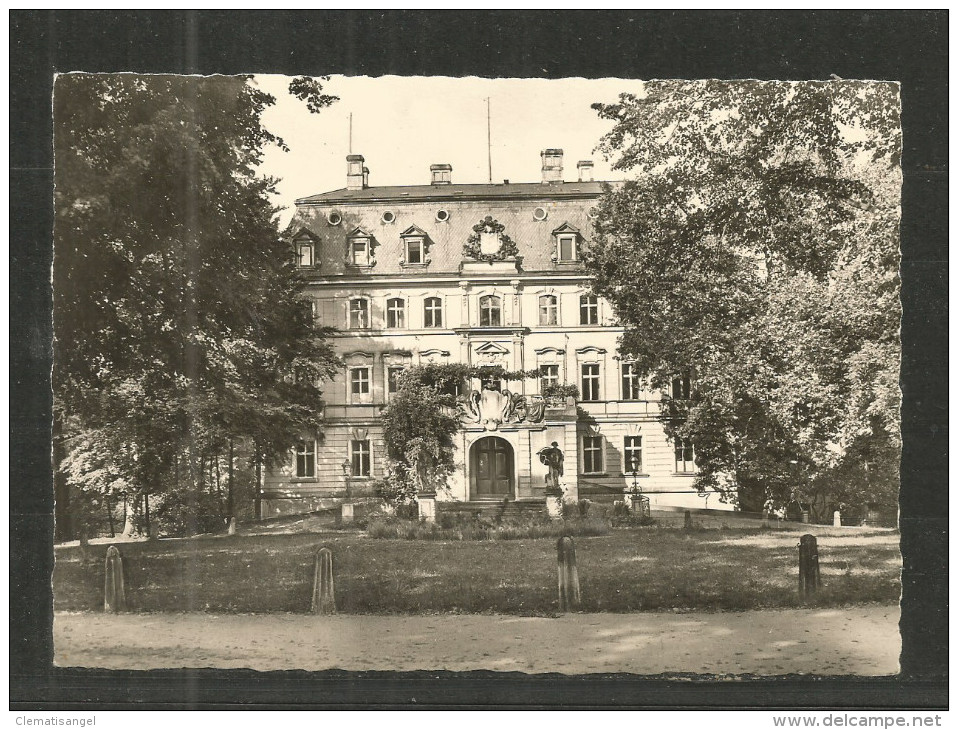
262;149;725;516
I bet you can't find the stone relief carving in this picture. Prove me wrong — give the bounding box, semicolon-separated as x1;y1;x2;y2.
459;388;546;430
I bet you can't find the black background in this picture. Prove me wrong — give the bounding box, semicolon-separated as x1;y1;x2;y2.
10;10;948;709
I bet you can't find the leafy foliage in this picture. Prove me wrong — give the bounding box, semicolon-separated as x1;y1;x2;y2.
54;74;341;536
377;364;545;503
588;81;901;517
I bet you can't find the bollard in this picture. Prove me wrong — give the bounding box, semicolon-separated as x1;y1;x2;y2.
833;510;841;527
556;536;581;611
103;545;127;612
311;546;336;615
798;534;821;598
227;517;237;535
684;510;693;530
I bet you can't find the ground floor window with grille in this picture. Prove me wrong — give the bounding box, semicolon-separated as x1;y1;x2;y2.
583;434;604;474
624;435;643;474
674;436;695;473
351;439;371;477
295;439;316;478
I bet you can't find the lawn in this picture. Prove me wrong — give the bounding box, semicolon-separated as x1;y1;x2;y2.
53;524;900;615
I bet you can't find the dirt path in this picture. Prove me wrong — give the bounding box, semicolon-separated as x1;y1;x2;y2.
54;605;899;675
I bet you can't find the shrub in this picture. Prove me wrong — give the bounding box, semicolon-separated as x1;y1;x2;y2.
365;511;611;540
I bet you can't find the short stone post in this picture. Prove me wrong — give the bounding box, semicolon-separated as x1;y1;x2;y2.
103;545;127;613
684;509;693;530
762;509;770;528
556;536;581;611
341;502;355;525
801;509;810;524
227;517;237;535
418;492;437;523
833;510;842;527
311;546;336;615
798;534;821;598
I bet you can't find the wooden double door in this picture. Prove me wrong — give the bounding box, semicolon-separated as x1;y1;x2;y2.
470;436;514;500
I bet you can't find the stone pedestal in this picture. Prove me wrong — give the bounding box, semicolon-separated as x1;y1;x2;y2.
545;493;563;520
418;493;437;523
341;502;355;524
629;494;650;520
833;510;842;527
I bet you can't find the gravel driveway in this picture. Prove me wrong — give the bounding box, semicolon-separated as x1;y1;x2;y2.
54;605;899;675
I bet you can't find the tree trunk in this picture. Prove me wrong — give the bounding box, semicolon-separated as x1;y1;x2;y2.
143;492;152;538
254;451;262;521
105;494;116;538
227;436;235;521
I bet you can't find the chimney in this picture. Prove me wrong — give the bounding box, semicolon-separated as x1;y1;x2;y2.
541;148;564;183
430;163;452;185
363;166;369;188
577;160;594;182
347;154;365;190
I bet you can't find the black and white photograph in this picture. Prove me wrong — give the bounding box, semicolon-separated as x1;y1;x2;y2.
50;73;903;675
10;9;947;713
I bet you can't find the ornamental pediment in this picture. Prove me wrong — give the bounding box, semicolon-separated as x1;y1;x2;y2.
474;341;510;356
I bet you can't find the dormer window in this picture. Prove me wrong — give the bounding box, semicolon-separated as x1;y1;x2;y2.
346;227;375;268
400;225;429;267
552;223;582;263
297;241;314;268
292;229;319;269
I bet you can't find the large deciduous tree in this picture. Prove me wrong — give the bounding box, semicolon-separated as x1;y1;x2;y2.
54;74;340;537
588;81;901;519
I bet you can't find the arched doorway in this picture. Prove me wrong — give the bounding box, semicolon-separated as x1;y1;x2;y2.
470;436;515;500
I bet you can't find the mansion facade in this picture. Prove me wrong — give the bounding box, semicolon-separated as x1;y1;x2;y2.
262;150;726;516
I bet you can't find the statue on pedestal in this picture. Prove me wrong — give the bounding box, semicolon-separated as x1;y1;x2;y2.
538;441;564;495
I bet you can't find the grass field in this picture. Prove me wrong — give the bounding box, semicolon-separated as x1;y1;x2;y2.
54;522;900;615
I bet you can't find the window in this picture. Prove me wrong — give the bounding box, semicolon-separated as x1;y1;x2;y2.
386;298;405;328
424;297;443;328
479;295;502;327
350;238;370;266
296;242;314;268
624;436;643;474
405;238;423;264
557;234;577;261
539;364;559;392
621;363;641;400
480;373;501;392
674;436;695;473
579;294;598;325
583;435;604;474
538;295;558;326
387;366;404;394
349;299;369;329
295;439;315;478
350;367;370;396
671;373;692;400
581;363;601;401
351;439;371;477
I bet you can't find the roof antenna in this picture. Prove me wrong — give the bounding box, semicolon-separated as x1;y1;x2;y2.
486;97;492;183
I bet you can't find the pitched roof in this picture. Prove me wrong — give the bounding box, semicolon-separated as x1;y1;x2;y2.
296;180;608;206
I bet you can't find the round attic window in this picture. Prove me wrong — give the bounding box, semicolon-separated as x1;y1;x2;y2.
326;210;343;226
533;206;548;221
436;209;450;222
381;210;396;224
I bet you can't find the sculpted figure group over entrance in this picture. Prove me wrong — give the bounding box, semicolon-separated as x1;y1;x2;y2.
459;388;546;431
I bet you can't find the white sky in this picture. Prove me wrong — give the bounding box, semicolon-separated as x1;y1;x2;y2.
254;75;646;225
